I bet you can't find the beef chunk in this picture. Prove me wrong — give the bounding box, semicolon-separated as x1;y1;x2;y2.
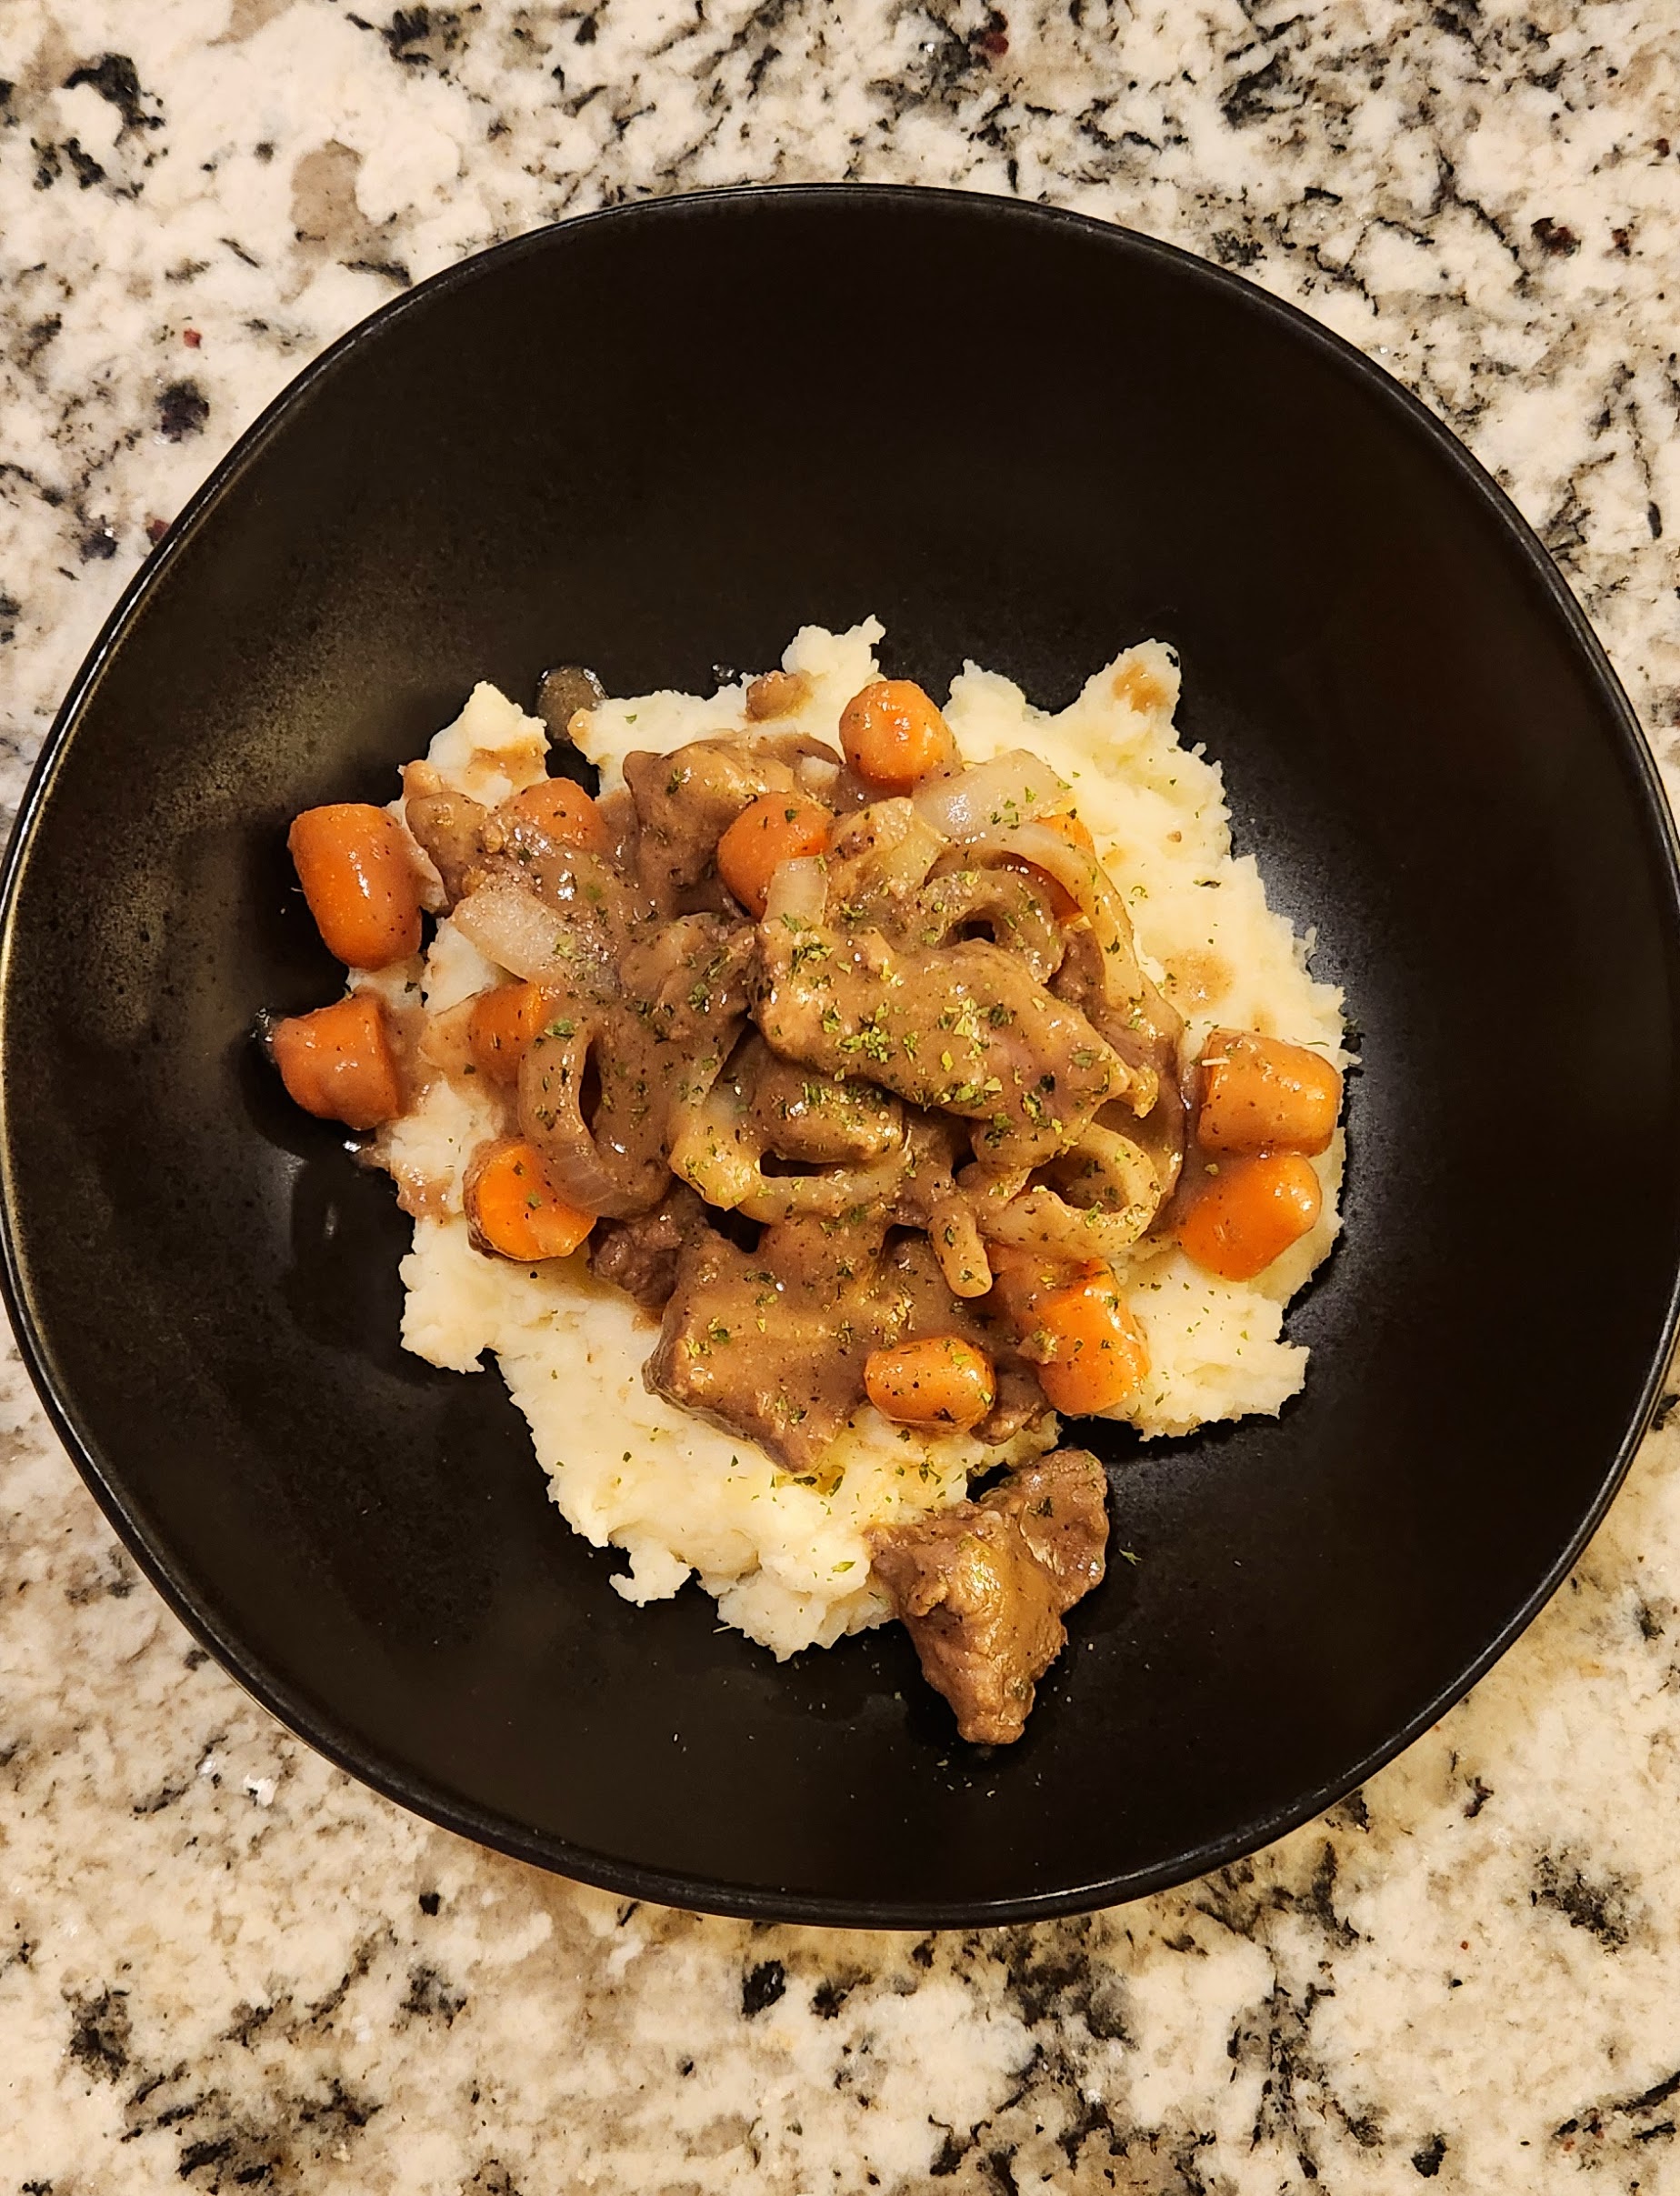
625;736;828;901
644;1229;875;1469
745;668;813;721
405;784;488;907
988;1449;1109;1603
745;1048;900;1165
977;1360;1054;1448
589;1186;708;1312
645;1198;1054;1470
869;1449;1108;1743
757;917;1135;1171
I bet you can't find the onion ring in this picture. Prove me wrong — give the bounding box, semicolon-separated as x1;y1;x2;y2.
455;877;612;991
912;751;1070;838
516;1013;655;1217
976;1185;1149;1263
762;855;829;931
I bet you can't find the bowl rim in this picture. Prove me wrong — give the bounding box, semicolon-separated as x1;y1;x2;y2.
4;181;1677;1928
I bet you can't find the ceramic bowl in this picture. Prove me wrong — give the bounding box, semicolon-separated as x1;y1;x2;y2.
5;186;1677;1923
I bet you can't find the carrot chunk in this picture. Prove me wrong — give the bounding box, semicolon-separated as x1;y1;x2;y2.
466;981;557;1085
1041;811;1095;854
716;793;832;918
270;994;403;1129
1195;1029;1342;1157
288;803;423;969
838;679;957;792
497;777;610;854
865;1337;996;1430
1176;1151;1322;1281
985;1244;1105;1328
464;1138;595;1261
1032;1276;1150;1416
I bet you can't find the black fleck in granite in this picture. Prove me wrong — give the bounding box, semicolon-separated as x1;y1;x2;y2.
3;0;1680;2187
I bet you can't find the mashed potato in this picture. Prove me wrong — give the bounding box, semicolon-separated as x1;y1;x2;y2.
375;622;1345;1657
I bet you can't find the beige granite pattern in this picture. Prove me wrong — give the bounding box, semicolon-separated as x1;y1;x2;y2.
4;0;1680;2189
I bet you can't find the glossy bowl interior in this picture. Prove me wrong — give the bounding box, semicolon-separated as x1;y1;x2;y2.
4;186;1679;1925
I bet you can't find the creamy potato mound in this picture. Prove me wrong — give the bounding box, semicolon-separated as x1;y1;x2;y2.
365;621;1345;1659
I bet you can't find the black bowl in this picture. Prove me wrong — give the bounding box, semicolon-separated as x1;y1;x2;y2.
4;186;1678;1926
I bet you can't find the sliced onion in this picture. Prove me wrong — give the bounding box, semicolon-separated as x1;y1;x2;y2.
956;1161;1033;1203
912;751;1069;839
763;855;829;931
735;1146;908;1225
977;1185;1148;1263
668;1077;761;1209
540;1127;634;1219
927;1192;993;1298
863;806;946;897
454;877;605;987
825;799;945;907
670;1061;909;1222
958;821;1145;1005
915;867;1064;984
517;1018;627;1215
1053;1127;1162;1241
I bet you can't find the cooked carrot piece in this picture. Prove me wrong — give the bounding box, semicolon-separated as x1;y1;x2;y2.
838;679;957;792
716;793;832;918
1196;1030;1342;1157
498;777;610;854
865;1337;996;1430
288;803;423;969
1042;811;1095;854
270;994;403;1129
985;1243;1105;1329
466;981;557;1085
1176;1151;1322;1281
464;1138;595;1261
1032;1277;1150;1416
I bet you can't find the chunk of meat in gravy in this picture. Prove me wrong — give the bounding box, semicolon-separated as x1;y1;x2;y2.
405;773;649;928
983;1360;1055;1447
758;918;1135;1171
405;781;489;908
646;1208;1048;1469
869;1449;1109;1744
593;786;641;877
747;1052;900;1165
1053;926;1190;1205
990;1449;1110;1604
645;1225;874;1469
519;915;755;1220
745;668;813;721
624;736;840;906
589;1184;709;1312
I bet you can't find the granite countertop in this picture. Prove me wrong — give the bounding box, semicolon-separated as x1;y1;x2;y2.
4;2;1680;2188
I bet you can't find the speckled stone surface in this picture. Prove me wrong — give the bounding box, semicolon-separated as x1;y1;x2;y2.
4;3;1680;2189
